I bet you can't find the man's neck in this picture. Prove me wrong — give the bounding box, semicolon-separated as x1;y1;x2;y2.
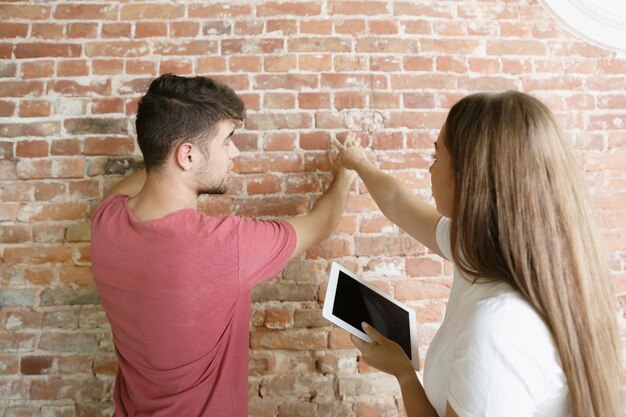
127;171;198;222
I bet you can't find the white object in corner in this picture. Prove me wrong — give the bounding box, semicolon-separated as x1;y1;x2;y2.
539;0;626;53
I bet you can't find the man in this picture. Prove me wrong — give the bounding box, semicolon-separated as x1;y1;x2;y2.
90;74;355;416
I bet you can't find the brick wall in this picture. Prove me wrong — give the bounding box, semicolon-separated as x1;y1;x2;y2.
1;1;625;416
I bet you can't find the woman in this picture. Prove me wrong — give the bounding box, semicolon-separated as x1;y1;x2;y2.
333;91;623;417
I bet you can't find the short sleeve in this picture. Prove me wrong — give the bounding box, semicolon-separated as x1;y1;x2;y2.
435;216;453;261
236;217;297;291
447;297;552;417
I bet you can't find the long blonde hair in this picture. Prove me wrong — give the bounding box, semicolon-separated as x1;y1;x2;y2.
444;91;623;417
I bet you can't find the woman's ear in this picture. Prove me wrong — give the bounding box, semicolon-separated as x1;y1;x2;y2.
175;142;194;171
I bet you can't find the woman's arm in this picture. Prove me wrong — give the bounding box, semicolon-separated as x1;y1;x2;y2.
334;136;443;256
352;323;439;417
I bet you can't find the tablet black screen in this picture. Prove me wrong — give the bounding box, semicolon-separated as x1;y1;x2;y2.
332;270;412;359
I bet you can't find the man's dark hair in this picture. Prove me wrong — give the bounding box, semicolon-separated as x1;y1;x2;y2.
135;74;245;170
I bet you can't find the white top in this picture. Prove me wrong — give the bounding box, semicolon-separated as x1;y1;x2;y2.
423;217;571;417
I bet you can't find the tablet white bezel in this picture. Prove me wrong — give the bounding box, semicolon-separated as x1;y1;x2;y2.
322;261;420;371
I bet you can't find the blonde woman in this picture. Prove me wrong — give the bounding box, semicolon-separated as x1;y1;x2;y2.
333;91;623;417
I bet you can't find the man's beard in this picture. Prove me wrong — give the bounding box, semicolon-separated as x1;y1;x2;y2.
197;179;228;195
195;167;229;195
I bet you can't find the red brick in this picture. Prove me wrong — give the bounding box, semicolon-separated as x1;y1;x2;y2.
0;5;50;20
299;92;330;110
394;2;453;18
0;203;18;221
289;37;351;53
391;74;453;90
0;81;44;98
57;59;89;77
322;74;386;89
0;23;28;38
404;20;432;35
0;121;60;138
264;55;296;72
329;1;388;15
160;59;193;75
246;174;282;195
334;92;366;109
486;40;546;56
230;55;262;72
48;80;111;97
234;153;302;174
266;19;297;35
1;225;31;243
285;174;323;194
3;246;72;264
250;329;326;350
0;101;15;117
238;93;260;111
233;20;264;36
188;4;251;18
0;142;13;162
245;113;312;130
31;23;64;39
369;92;399;109
92;98;124;114
257;2;321;16
121;4;183;19
470;57;501;73
20;356;54;375
196;56;226;73
403;56;433;71
263;133;296;151
136;22;167;38
335;19;366;35
170;21;199;37
394;279;452;300
0;44;10;59
404;92;436;109
15;43;82;58
54;4;116;20
254;74;318;91
69;180;99;200
334;55;368;72
21;61;54;79
85;41;150;58
314;112;344;129
235;196;309;217
16;159;84;179
84;137;134;156
60;266;93;286
263;92;296;109
368;20;398;34
15;140;48;157
18;101;51;118
67;23;97;38
300;131;331;150
436;56;468;73
51;139;81;156
372;132;403;149
101;23;131;38
300;19;333;34
370;56;400;72
222;38;283;54
26;269;54;285
356;37;416;53
24;183;62;203
298;54;331;71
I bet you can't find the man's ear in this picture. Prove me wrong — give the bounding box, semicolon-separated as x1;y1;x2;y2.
175;142;194;171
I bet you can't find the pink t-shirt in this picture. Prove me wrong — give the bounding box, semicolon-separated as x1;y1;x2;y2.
91;194;296;417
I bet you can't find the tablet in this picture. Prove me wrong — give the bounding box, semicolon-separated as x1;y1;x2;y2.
322;262;420;371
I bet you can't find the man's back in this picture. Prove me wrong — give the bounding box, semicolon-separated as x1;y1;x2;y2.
91;194;296;416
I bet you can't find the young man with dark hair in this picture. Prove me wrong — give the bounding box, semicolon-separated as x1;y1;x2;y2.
90;74;355;416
